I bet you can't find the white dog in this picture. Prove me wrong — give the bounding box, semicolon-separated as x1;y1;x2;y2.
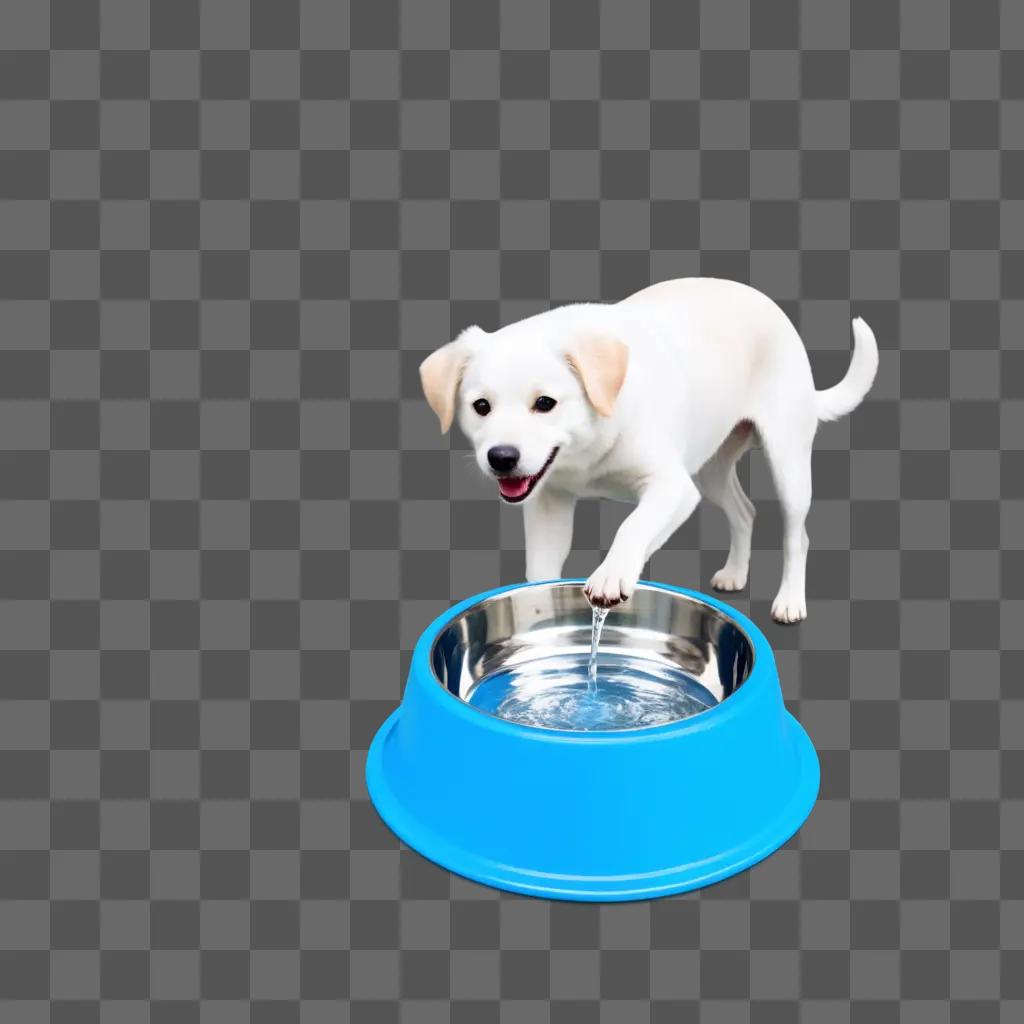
419;278;878;623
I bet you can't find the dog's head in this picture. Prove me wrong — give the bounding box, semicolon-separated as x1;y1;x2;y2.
419;323;629;503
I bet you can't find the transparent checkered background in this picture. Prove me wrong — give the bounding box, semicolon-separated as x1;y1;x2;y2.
0;0;1021;1020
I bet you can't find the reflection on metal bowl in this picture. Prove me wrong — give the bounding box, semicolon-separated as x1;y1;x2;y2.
431;583;753;732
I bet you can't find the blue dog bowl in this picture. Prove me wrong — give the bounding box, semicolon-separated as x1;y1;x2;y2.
366;580;819;901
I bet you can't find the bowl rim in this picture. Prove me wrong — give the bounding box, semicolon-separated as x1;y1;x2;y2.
414;578;773;738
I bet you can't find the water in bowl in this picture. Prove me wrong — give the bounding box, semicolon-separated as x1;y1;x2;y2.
468;603;718;731
467;653;717;731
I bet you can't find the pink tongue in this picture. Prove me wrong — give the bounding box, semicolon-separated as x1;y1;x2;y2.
498;476;532;499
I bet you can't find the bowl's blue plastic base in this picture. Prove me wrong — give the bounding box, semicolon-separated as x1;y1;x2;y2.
366;708;820;902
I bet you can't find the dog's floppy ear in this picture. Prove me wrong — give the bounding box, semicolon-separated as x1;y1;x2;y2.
419;331;476;433
566;332;629;417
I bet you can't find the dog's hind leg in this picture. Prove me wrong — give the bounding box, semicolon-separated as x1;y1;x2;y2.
760;428;813;624
697;423;756;593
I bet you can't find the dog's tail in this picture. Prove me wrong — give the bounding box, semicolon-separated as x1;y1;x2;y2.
815;317;879;422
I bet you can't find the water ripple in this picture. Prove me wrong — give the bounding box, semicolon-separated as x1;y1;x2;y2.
467;652;718;732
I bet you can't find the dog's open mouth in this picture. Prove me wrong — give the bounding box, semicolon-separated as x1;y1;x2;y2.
495;448;559;503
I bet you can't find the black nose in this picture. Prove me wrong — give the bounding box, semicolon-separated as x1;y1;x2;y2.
487;445;520;473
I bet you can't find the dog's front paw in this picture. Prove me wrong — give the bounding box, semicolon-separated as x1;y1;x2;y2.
710;566;747;592
771;590;806;624
583;558;639;608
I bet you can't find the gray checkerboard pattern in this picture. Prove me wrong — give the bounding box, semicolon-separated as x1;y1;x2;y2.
0;0;1021;1019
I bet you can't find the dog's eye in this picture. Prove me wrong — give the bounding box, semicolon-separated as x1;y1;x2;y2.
472;398;491;416
533;396;557;413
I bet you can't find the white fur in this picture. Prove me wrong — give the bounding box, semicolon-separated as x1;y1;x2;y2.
436;278;878;623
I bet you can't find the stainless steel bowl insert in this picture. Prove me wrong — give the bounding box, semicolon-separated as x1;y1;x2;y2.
430;582;755;725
